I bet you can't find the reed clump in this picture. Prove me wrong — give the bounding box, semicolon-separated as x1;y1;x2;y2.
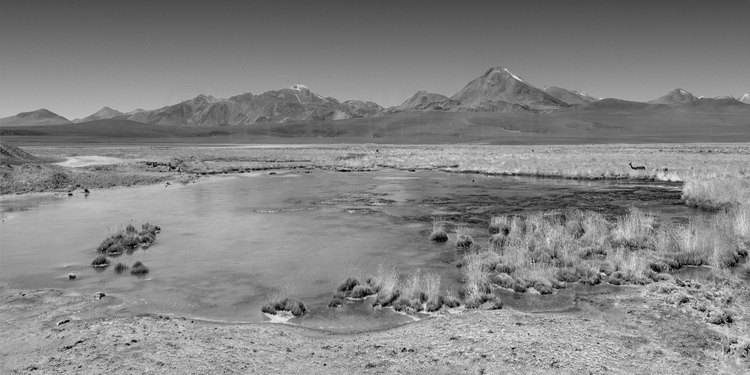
329;265;455;312
262;286;308;317
91;255;110;268
96;222;161;255
460;206;749;295
429;219;449;242
130;261;149;275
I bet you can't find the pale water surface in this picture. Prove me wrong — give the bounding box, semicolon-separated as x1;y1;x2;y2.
0;170;695;331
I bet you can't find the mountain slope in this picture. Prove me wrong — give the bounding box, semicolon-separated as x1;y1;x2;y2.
449;67;568;112
544;86;598;105
0;109;71;127
126;85;374;126
740;93;750;104
392;90;451;111
649;88;698;104
74;107;124;123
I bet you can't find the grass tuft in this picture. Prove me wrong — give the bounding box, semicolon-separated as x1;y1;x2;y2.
130;261;149;275
429;219;449;242
91;255;110;268
114;262;128;274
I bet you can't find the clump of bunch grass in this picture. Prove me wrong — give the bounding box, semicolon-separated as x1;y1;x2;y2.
96;222;161;255
455;225;474;249
682;178;750;210
130;261;149;275
91;255;110;268
429;219;449;242
114;262;129;274
611;208;656;248
461;206;749;296
330;265;452;312
261;286;307;317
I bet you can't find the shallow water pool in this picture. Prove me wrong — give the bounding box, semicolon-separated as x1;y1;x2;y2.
0;169;695;331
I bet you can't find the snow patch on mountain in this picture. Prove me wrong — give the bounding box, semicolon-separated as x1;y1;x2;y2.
503;68;523;82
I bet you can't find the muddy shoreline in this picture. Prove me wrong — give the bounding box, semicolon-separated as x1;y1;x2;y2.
1;283;747;374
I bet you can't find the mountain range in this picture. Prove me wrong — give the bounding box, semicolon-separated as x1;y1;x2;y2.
2;67;748;127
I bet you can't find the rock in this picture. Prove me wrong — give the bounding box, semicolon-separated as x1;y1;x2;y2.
84;188;90;194
94;292;106;300
67;273;76;280
57;319;71;326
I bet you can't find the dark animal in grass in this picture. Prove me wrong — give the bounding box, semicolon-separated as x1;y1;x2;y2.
130;261;149;275
262;298;307;317
628;162;646;170
91;255;110;268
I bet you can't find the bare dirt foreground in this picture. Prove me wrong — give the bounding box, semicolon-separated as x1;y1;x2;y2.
1;284;748;374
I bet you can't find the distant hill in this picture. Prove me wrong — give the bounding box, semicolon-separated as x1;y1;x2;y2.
124;85;380;126
649;88;698;104
0;109;71;127
544;86;598;105
391;91;451;111
3;66;749;127
74;106;124;123
0;142;42;164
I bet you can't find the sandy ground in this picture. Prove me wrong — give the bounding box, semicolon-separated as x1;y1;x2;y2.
1;283;748;374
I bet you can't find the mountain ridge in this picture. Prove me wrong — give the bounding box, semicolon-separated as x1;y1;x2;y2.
3;67;749;127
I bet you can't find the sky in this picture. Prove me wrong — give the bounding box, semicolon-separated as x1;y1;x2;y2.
1;0;749;119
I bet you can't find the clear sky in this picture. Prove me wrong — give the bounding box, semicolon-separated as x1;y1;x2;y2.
1;0;748;119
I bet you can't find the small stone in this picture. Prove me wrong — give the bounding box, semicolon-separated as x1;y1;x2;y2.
94;292;106;300
68;273;76;280
57;319;71;326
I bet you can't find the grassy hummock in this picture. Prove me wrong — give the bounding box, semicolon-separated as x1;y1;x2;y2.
330;265;456;313
262;287;308;317
459;207;749;296
429;220;449;242
114;262;129;274
96;222;161;255
91;255;110;268
130;261;149;275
